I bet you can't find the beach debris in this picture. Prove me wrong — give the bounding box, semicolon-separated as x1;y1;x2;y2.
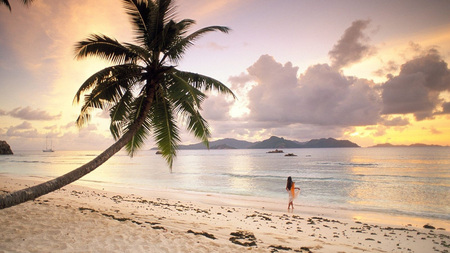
423;224;436;229
187;230;217;240
246;211;272;221
78;207;97;213
229;231;257;247
102;213;130;222
300;246;313;252
268;245;291;252
269;245;313;252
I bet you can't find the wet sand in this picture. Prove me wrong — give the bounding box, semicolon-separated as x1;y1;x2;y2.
1;175;449;252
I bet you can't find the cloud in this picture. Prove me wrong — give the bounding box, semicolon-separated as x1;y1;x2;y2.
6;121;39;138
229;72;253;89
429;126;442;135
373;60;399;77
381;116;410;126
201;94;233;121
205;42;228;51
328;19;376;70
296;64;381;126
244;55;381;127
245;55;299;123
5;106;61;120
441;102;450;114
1;121;114;151
381;49;450;120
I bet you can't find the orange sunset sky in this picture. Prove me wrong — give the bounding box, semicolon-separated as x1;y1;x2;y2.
1;0;450;150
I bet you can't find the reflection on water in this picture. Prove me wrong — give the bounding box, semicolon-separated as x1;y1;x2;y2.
347;149;450;219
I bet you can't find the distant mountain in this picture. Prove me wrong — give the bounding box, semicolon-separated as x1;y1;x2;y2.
371;143;445;148
174;136;360;150
177;138;253;150
210;144;237;149
250;136;300;149
301;138;359;148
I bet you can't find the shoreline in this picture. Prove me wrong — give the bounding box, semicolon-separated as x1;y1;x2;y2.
72;174;450;231
1;174;449;252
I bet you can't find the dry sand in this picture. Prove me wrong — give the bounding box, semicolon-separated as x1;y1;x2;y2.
0;175;449;252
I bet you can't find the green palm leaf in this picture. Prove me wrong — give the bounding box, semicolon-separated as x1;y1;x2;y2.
175;71;236;98
167;73;210;146
75;34;138;64
109;89;134;140
73;64;142;104
150;92;180;169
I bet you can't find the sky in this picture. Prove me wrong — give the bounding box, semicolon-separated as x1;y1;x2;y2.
1;0;450;151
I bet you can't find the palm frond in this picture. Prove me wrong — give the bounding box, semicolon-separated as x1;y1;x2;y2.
169;72;206;108
167;73;211;147
164;25;230;63
184;107;210;148
74;34;138;64
122;0;151;46
124;43;152;64
74;65;143;128
122;94;152;156
76;89;114;127
109;89;134;140
73;64;143;105
1;0;11;11
186;26;231;41
125;117;152;157
175;71;236;98
174;98;211;148
146;0;178;55
156;0;177;27
110;89;133;122
150;92;180;169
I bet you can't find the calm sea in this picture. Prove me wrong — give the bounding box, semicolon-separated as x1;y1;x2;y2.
1;147;449;221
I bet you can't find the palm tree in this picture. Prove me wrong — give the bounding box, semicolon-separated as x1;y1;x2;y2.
1;0;33;11
0;0;234;209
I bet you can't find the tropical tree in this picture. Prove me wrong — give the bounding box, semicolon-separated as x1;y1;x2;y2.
1;0;33;11
0;0;234;209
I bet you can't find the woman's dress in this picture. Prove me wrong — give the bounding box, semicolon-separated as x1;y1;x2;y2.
288;182;300;201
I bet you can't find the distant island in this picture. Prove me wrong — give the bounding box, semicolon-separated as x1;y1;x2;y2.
370;143;447;148
0;140;13;155
168;136;360;150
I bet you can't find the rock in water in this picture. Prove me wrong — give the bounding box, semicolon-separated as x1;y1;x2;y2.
0;140;13;155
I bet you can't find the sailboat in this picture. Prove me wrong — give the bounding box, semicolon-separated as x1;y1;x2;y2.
43;137;54;152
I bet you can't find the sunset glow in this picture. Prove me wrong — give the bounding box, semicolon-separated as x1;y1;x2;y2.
1;0;450;150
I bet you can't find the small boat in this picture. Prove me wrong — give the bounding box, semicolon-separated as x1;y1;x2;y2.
267;149;283;153
285;153;297;157
155;150;163;154
43;137;54;152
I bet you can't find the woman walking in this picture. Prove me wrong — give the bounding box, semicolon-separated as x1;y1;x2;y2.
286;176;300;210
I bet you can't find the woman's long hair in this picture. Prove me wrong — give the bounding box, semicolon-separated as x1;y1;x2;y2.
286;176;293;190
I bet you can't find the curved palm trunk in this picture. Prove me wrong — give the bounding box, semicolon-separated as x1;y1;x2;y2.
0;94;154;209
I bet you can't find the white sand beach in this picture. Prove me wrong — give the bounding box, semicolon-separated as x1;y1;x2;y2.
1;175;449;253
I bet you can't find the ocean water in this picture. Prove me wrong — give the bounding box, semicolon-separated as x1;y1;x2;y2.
0;147;449;221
